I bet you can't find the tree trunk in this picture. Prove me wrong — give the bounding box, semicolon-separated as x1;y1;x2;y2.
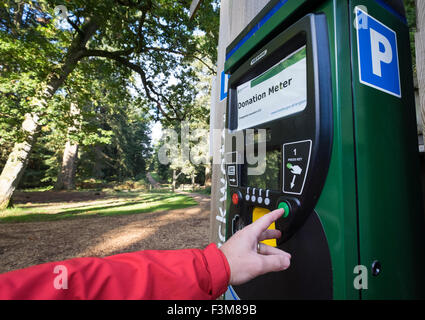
0;19;99;208
55;103;80;190
55;142;79;190
0;113;39;209
191;173;196;188
172;169;177;192
204;162;211;186
92;145;105;179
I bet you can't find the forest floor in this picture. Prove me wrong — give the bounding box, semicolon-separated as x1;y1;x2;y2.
0;191;211;273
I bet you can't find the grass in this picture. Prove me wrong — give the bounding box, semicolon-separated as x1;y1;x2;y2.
0;191;198;224
191;186;211;195
19;185;55;192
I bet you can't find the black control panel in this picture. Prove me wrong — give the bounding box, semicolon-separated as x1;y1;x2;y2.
225;14;333;243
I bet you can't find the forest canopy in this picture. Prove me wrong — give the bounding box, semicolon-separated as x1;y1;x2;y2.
0;0;219;208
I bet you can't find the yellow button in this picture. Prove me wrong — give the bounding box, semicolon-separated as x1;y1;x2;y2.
252;207;277;247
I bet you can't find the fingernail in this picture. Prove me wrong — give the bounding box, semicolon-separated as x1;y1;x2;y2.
284;257;291;269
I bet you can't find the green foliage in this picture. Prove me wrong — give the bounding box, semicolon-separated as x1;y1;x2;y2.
192;1;220;65
152;140;173;183
0;0;219;190
404;0;417;74
87;108;152;182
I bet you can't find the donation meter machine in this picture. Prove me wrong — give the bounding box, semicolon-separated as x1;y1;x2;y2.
224;0;425;300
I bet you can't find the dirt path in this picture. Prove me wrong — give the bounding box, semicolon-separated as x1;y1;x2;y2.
0;193;210;274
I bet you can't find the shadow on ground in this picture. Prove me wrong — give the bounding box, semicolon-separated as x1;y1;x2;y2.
0;193;211;273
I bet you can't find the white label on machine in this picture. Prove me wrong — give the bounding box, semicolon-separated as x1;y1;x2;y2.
236;46;307;131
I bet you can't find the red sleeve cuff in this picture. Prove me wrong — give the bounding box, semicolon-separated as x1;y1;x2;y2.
202;243;230;299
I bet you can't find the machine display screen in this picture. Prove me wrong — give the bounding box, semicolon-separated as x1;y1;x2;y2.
236;46;307;131
245;149;281;191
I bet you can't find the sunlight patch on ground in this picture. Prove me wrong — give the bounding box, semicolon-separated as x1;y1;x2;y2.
0;192;198;223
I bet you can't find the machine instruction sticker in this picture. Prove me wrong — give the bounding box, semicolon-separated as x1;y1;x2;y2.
236;46;307;131
283;140;312;195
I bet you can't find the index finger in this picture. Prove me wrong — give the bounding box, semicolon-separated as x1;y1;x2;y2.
249;208;284;236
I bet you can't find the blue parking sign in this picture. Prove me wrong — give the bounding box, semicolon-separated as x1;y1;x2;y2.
355;7;401;98
220;71;230;101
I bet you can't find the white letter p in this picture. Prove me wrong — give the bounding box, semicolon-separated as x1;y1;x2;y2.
370;28;393;77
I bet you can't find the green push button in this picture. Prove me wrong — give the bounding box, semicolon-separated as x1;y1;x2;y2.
278;202;290;218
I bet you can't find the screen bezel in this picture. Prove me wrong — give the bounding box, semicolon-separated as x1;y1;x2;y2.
227;31;310;133
234;45;308;132
226;16;320;192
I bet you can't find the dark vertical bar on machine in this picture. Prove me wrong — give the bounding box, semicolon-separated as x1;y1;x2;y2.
347;0;362;300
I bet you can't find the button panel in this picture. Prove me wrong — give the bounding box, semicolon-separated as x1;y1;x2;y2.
230;184;301;244
244;187;272;206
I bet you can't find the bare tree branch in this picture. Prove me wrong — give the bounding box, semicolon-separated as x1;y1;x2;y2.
145;46;216;73
80;49;180;122
67;17;84;37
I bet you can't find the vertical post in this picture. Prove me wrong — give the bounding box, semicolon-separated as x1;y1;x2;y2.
417;1;425;141
209;0;269;246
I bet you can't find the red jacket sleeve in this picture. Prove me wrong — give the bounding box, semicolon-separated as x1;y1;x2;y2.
0;243;230;300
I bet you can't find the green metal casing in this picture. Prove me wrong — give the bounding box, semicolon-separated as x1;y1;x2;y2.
224;0;425;299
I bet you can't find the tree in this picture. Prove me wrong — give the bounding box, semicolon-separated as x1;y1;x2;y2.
150;52;213;190
52;56;151;186
0;0;219;208
405;0;417;74
0;1;98;208
157;118;210;191
54;56;132;189
98;106;152;182
54;102;80;190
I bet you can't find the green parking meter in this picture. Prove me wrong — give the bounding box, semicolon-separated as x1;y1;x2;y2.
224;0;425;300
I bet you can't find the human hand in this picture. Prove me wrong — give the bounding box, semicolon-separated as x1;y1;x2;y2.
219;208;291;286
